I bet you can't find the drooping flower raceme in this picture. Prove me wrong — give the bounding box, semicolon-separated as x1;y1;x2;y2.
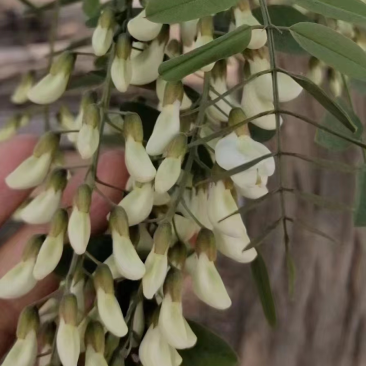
92;8;115;56
6;132;60;189
27;52;75;104
11;71;34;105
93;265;128;337
128;8;163;42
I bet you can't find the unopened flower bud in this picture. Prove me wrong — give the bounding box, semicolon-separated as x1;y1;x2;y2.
92;8;115;56
228;108;249;136
17;306;40;339
77;104;100;159
6;132;60;189
123;113;156;182
38;322;56;366
57;294;80;366
11;71;35;104
56;105;78;142
168;241;187;270
68;184;92;254
166;39;182;59
85;320;105;354
0;114;29;142
94;265;128;337
180;19;198;47
28;52;75;104
306;57;325;86
195;17;214;72
74;91;98;139
329;68;343;98
128;9;163;42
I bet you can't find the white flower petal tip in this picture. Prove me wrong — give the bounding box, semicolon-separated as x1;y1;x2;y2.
77;124;99;159
103;255;124;280
11;72;34;105
195;35;214;72
154;191;171;206
172;215;196;243
57;320;80;366
92;9;115;56
118;183;154;226
127;9;163;42
86;347;108;366
2;332;37;366
156;78;192;112
111;57;132;92
155;157;182;194
180;19;199;47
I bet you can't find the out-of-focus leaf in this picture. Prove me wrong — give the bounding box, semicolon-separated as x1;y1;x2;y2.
36;0;80;12
350;78;366;95
82;0;100;17
354;167;366;227
68;70;106;90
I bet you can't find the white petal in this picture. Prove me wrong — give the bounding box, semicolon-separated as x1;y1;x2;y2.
103;255;124;280
111;57;132;92
128;9;163;42
132;301;145;346
154;191;171;206
159;295;197;349
2;332;37;366
146;102;181;156
68;208;91;254
125;137;156;182
33;234;63;280
180;19;198;47
71;277;85;315
172;214;196;243
112;232;145;280
86;346;108;366
5;153;52;190
131;39;165;85
27;73;68;105
214;228;257;263
0;124;17;142
235;182;268;199
142;250;168;299
39;298;58;324
195;35;214;72
77;125;99;160
0;259;37;299
169;346;182;366
92;27;114;56
56;320;80;366
193;254;231;310
155;157;181;194
97;289;128;337
119;183;154;226
195;188;213;230
20;189;61;224
156;78;192;111
39;344;52;366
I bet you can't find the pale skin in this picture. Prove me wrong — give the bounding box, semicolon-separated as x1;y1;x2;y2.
0;134;128;356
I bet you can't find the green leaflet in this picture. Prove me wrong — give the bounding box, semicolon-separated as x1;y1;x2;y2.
251;252;277;327
354;167;366;227
145;0;238;24
315;98;363;151
290;23;366;81
82;0;100;17
159;25;251;82
180;321;239;366
294;0;366;26
252;5;312;54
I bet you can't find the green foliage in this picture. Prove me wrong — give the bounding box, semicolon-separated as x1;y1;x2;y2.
290;23;366;81
315;98;363;151
251;252;277;327
354;167;366;226
294;0;366;25
82;0;100;17
159;25;251;81
145;0;239;24
179;321;239;366
253;5;312;54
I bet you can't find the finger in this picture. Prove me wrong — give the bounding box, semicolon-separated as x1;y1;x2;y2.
0;135;37;226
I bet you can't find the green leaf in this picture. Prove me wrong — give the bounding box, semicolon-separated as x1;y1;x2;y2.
159;25;251;82
249;123;277;142
283;71;357;133
145;0;239;24
315;98;363;151
179;321;239;366
82;0;100;17
294;0;366;26
251;252;277;327
354;167;366;226
252;5;312;54
290;22;366;81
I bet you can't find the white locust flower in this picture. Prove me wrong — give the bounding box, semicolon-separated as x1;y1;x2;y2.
33;209;68;280
5;132;59;189
206;60;237;123
246;48;302;103
156;77;192;111
180;19;198;47
27;52;75;104
143;223;172;299
155;133;187;194
56;105;78;142
0;235;43;299
20;168;67;224
233;0;267;50
0;113;30;142
11;71;35;104
146;81;183;156
57;295;80;366
131;41;146;59
103;255;124;280
187;229;232;309
38;323;56;366
128;8;163;42
154;190;171;206
92;8;115;56
85;321;108;366
77;104;100;160
71;268;86;316
109;206;146;280
159;269;197;349
215;109;275;198
139;323;182;366
330;68;343;98
306;57;325;86
94;265;128;337
191;186;213;230
131;300;145;347
118;182;154;226
131;26;169;85
2;307;39;366
172;214;196;243
123;113;156;182
195;17;214;72
68;184;92;254
39;297;59;324
111;33;132;93
168;241;187;271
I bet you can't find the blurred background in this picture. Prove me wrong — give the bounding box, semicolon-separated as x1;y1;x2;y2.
1;1;366;365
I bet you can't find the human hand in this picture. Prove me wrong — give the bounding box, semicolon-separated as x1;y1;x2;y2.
0;134;128;356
